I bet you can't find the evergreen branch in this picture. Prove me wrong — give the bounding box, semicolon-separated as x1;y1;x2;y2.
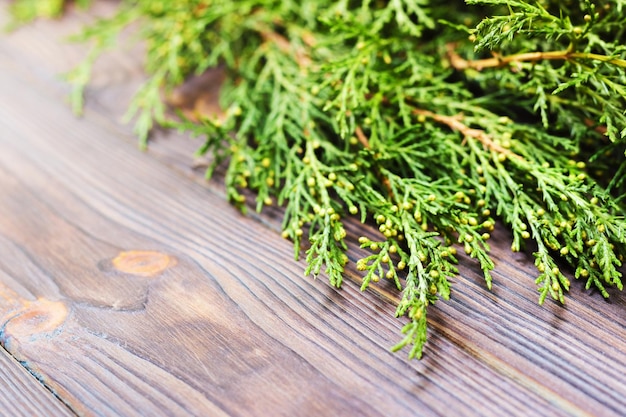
354;125;394;197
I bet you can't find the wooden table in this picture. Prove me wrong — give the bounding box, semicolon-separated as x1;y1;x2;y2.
0;3;624;416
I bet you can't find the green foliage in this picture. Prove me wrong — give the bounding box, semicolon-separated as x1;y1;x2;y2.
49;0;626;359
6;0;90;27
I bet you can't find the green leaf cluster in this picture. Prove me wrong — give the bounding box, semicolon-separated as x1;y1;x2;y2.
6;0;90;27
17;0;626;360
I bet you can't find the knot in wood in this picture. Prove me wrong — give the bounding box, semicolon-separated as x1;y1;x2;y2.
4;298;68;340
112;250;174;277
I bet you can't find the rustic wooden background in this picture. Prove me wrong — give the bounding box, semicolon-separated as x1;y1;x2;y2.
0;2;624;416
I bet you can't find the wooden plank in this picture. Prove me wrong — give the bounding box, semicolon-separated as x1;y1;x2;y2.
0;347;75;417
0;3;625;417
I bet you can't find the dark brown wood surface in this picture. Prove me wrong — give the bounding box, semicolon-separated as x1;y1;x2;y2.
0;3;625;416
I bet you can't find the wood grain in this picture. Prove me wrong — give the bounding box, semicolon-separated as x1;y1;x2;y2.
0;3;625;417
0;346;75;417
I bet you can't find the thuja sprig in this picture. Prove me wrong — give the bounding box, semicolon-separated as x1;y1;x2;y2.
460;0;626;143
415;102;626;302
28;0;626;359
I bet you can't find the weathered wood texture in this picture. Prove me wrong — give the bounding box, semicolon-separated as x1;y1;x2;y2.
0;3;625;417
0;346;75;417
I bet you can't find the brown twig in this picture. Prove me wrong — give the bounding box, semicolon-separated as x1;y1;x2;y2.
259;29;311;68
446;42;626;71
447;43;568;71
354;125;371;149
412;108;523;160
584;118;608;135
